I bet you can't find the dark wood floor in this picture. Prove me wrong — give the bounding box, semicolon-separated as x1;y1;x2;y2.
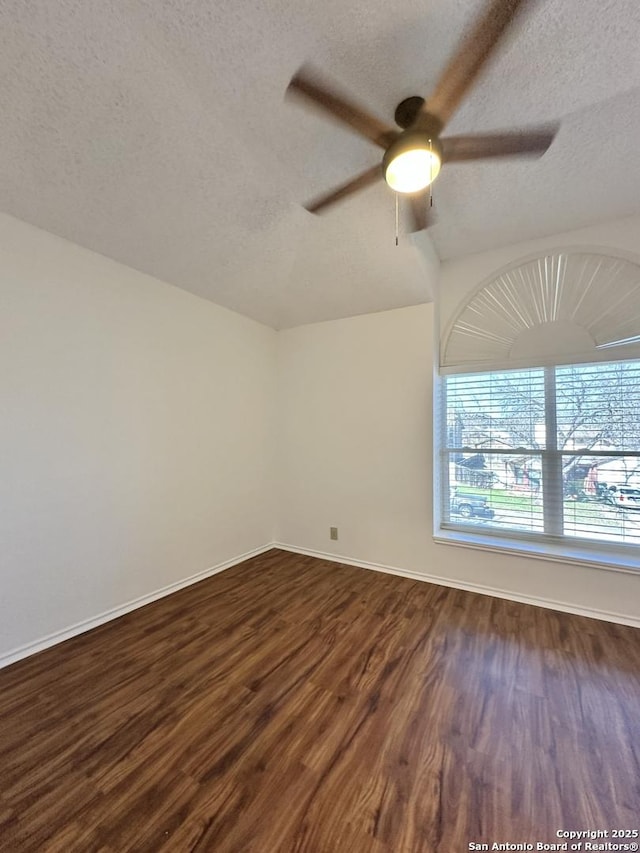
1;549;639;852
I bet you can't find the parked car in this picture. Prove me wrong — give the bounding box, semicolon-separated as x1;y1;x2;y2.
450;489;495;520
604;486;640;509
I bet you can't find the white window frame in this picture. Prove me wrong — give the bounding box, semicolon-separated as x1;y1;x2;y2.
433;361;640;575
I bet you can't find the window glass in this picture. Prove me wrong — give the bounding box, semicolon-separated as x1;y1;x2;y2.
441;360;640;550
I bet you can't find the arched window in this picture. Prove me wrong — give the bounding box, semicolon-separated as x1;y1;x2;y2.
437;250;640;565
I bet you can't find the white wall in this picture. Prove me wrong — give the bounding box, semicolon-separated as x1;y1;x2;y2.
0;213;276;661
276;302;640;625
276;305;434;571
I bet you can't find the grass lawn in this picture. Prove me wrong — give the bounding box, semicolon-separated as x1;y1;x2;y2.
454;485;537;514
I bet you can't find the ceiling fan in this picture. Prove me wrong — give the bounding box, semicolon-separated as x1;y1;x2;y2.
287;0;558;232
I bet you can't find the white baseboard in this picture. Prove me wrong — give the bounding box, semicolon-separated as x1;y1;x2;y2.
274;543;640;629
0;543;276;670
4;540;637;670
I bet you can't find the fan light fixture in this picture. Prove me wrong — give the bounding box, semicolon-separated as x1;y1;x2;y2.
383;134;442;194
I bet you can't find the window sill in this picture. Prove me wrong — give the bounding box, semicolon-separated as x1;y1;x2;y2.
434;526;640;575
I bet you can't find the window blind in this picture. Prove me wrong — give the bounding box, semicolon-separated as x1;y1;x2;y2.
440;359;640;549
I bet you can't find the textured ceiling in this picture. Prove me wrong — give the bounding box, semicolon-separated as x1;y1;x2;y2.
1;0;640;328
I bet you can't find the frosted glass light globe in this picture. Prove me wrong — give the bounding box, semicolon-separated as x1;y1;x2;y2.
385;147;441;193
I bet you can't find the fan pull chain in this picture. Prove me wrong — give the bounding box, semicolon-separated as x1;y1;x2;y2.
429;139;434;209
395;193;399;246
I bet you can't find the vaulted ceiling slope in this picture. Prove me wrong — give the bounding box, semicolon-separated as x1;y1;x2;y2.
1;0;640;328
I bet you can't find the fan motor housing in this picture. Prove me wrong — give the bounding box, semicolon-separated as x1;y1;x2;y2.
394;96;426;129
394;97;445;139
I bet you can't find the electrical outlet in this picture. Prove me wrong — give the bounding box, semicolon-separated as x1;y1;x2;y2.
330;527;338;541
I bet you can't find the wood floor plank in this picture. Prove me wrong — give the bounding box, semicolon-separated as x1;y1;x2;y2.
1;548;639;851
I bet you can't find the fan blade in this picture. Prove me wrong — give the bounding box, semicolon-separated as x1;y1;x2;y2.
422;0;529;130
408;193;435;232
442;127;557;162
288;68;399;149
304;164;383;214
